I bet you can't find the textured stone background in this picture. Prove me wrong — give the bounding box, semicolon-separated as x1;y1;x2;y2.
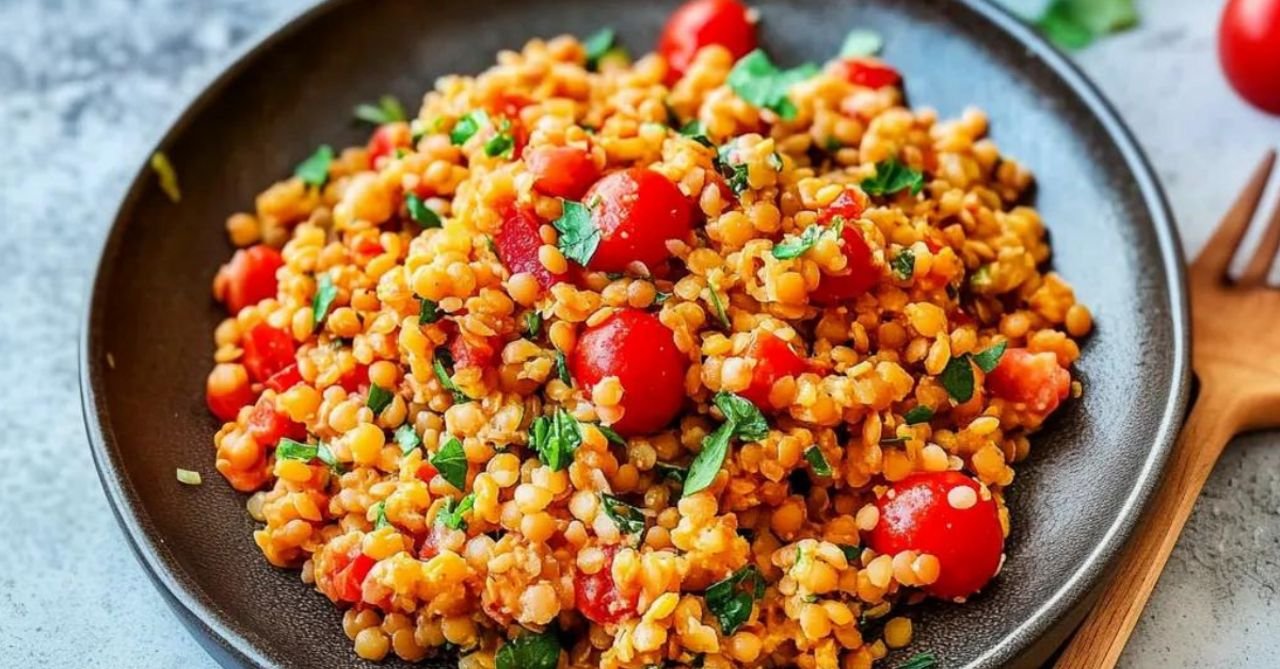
0;0;1276;667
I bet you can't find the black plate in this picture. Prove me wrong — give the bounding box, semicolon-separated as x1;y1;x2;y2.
81;0;1189;667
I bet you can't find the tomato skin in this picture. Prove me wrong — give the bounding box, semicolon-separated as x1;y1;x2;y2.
246;396;306;446
495;205;567;289
868;472;1004;600
264;363;303;393
332;552;377;603
1219;0;1280;115
214;245;284;315
658;0;757;83
415;462;439;484
581;168;694;273
574;544;638;624
338;363;370;394
831;58;902;89
241;323;297;382
739;331;809;409
985;348;1071;416
367;123;411;167
449;332;503;370
571;309;688;436
809;226;879;306
206;363;256;422
527;146;601;200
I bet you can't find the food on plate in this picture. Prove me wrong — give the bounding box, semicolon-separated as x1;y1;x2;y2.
202;0;1091;665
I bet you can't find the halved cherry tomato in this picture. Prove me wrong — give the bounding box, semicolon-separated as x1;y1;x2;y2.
449;331;503;371
338;363;370;394
495;204;567;289
571;309;687;436
658;0;757;84
214;244;284;315
264;363;303;393
331;552;376;603
1219;0;1280;115
868;471;1004;600
574;544;638;624
739;331;809;410
246;395;306;446
527;146;601;200
580;168;694;273
206;363;256;422
831;58;902;89
242;323;296;382
367;122;412;167
985;348;1071;417
809;191;879;305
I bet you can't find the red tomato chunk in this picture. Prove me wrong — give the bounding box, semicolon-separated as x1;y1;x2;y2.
580;168;694;274
495;205;566;289
574;544;638;624
832;58;902;89
658;0;757;84
214;244;284;315
739;331;809;410
242;323;297;382
527;146;600;200
985;348;1071;417
246;396;306;446
571;309;687;436
809;190;879;305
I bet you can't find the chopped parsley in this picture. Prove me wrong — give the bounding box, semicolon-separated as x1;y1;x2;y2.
405;192;443;228
495;630;561;669
583;27;618;71
524;311;543;339
654;291;673;305
839;29;884;58
394;424;421;455
861;158;924;196
450;110;490;145
437;493;475;530
896;652;939;669
940;341;1008;402
366;384;394;415
316;441;344;474
431;436;469;490
432;348;470;403
804;446;833;477
484;119;515;158
705;565;766;635
552;199;601;266
276;438;319;461
891;248;916;280
150;152;181;202
530;409;583;472
679;119;715;148
295;145;334;188
372;501;391;530
599;493;646;536
597;423;626;446
715;144;751;194
418;297;441;324
772;219;840;260
767;151;784;172
354;95;406;125
554;350;572;386
903;405;935;425
726;49;819;121
839;544;860;562
684;392;768;495
655;462;688;485
972;340;1008;373
312;273;338;330
706;282;731;329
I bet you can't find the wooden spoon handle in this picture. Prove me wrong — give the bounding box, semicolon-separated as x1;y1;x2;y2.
1054;388;1239;669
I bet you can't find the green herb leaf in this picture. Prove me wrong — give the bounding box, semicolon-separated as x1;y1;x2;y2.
970;264;994;291
406;192;443;228
295;145;334;188
552;199;602;267
890;248;916;280
354;94;407;125
316;441;344;474
495;630;561;669
839;29;884;58
654;291;673;305
679;119;715;148
861;158;924;196
685;422;734;496
839;544;860;562
524;311;543;339
432;349;470;403
879;435;910;445
767;152;784;172
395;424;421;455
940;355;975;403
1038;3;1095;49
726;50;819;121
903;405;935;425
707;282;731;329
419;297;441;325
597;423;627;446
176;468;202;485
971;340;1008;374
895;652;939;669
555;350;572;386
372;501;391;530
705;565;766;635
276;438;319;461
714;392;768;441
600;493;647;535
436;493;475;530
531;409;583;472
824;136;843;152
715;144;751;194
772;224;827;260
312;273;339;330
431;436;469;490
150;152;182;202
1033;0;1137;50
451;110;490;145
804;446;832;477
655;462;688;484
484;119;516;158
366;384;394;415
583;27;617;70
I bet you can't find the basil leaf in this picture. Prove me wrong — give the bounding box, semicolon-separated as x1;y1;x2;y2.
451;110;490;145
316;441;344;474
890;249;916;280
406;192;443;228
418;297;441;324
895;652;939;669
707;282;731;329
714;392;768;441
903;405;935;425
524;311;543;338
840;29;884;58
531;409;582;472
484;119;515;158
940;355;975;403
555;350;572;386
861;158;924;196
552;199;601;266
839;544;860;562
726;50;819;121
295;145;334;188
583;27;617;70
684;421;734;495
312;273;339;330
704;565;765;635
772;224;826;260
367;384;394;415
431;436;468;490
600;493;646;535
276;438;318;461
394;424;421;455
354;95;406;125
432;349;470;403
597;423;626;446
679;119;715;148
804;446;832;477
971;340;1008;374
372;501;391;530
655;462;688;484
495;630;561;669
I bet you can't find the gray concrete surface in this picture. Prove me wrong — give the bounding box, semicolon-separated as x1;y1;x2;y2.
0;0;1276;667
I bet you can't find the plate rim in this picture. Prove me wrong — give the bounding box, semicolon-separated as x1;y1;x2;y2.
79;0;1191;667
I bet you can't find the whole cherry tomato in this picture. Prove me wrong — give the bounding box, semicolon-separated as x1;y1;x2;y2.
214;244;284;315
658;0;758;84
527;146;601;200
1219;0;1280;115
571;309;687;436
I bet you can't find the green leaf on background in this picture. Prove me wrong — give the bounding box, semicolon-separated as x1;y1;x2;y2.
839;29;884;58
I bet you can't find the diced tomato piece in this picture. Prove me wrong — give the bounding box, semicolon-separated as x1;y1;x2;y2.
809;226;879;306
338;363;370;394
206;363;256;422
367;122;412;167
868;472;1004;600
985;348;1071;416
819;188;867;225
417;526;441;560
574;544;638;624
739;331;810;409
449;331;503;371
527;146;601;200
264;363;303;393
214;244;284;315
246;396;306;446
332;552;376;603
415;462;439;483
241;323;296;382
580;168;694;273
495;205;567;289
658;0;758;84
571;309;688;436
832;58;902;89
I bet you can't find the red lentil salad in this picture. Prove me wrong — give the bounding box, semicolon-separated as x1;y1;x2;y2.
199;0;1092;666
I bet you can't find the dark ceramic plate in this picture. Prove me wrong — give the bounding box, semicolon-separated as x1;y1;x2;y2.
81;0;1189;667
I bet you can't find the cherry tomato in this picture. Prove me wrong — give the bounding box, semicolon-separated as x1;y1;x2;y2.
241;323;297;382
246;395;306;446
214;244;284;315
985;348;1071;416
264;363;303;393
658;0;757;84
527;146;601;200
331;552;376;603
831;58;902;89
495;204;567;289
367;122;412;167
581;168;694;273
1219;0;1280;115
809;191;879;305
206;363;255;422
449;331;503;370
868;471;1004;600
739;331;809;410
574;544;638;624
571;309;687;436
